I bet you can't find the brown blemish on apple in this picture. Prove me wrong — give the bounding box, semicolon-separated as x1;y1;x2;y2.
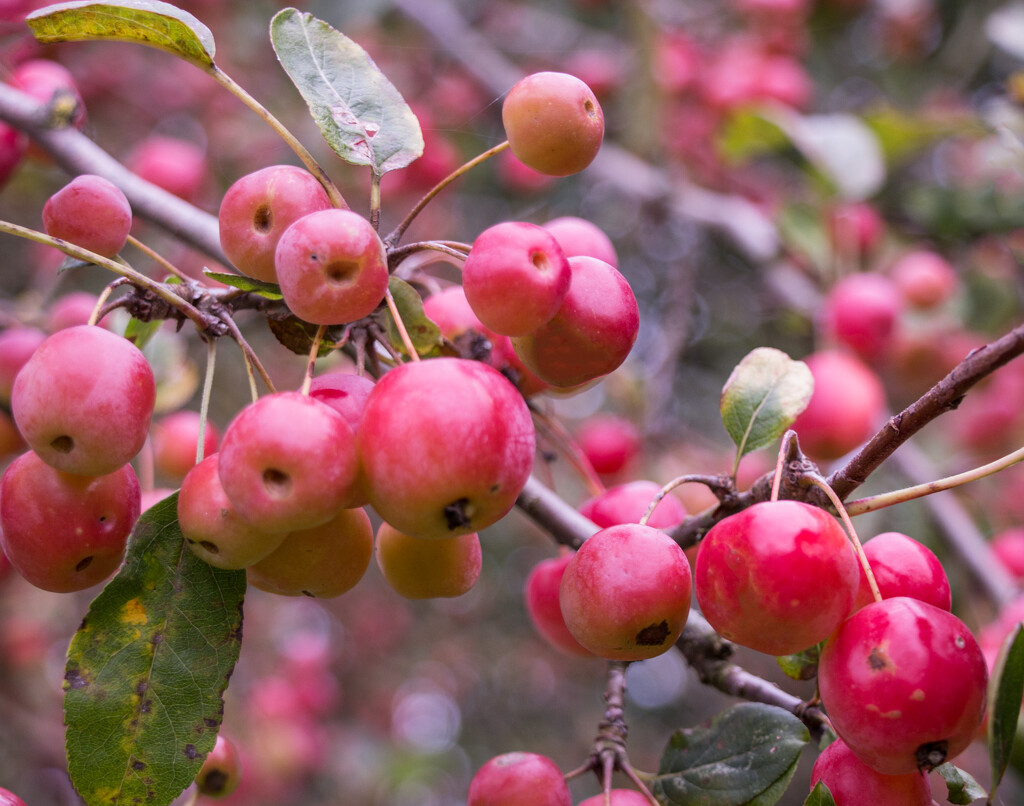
636;621;669;646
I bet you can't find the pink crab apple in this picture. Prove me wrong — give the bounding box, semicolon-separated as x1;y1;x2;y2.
524;550;596;657
246;506;374;598
501;71;604;177
195;733;242;798
512;255;639;388
42;174;132;258
218;164;333;284
810;737;932;806
542;215;619;268
579;480;687;529
890;249;958;309
0;121;26;189
790;349;886;462
374;522;481;599
0;450;139;592
991;527;1024;580
853;531;951;612
822;273;903;362
11;58;86;132
578;790;652;806
217;391;358;533
467;751;572;806
0;325;46;404
0;787;26;806
274;208;389;325
127;134;206;202
826;201;885;258
47;291;111;332
694;500;859;656
575;415;642;476
819;597;988;775
151;410;220;481
560;523;692;661
12;324;156;476
178;454;287;570
462;221;571;336
358;358;536;540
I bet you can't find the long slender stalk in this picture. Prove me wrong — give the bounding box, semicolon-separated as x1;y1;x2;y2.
196;338;217;465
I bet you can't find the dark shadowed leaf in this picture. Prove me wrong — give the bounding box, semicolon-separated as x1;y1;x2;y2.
64;494;246;806
935;763;987;805
777;643;821;681
27;0;215;67
270;8;423;174
204;271;284;300
266;314;346;356
802;781;836;806
385;277;442;357
988;622;1024;799
721;347;813;462
653;703;809;806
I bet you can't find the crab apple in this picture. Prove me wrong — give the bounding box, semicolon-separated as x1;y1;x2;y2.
12;325;156;476
810;737;931;806
891;250;958;309
178;454;287;570
0;325;46;404
462;221;571;336
991;527;1024;580
0;788;26;806
790;350;886;462
467;751;571;806
42;174;132;258
853;531;951;612
542;215;619;268
579;480;687;529
0;121;26;190
497;149;556;194
575;414;642;476
819;597;987;775
11;58;86;130
274;208;389;325
695;500;859;656
0;450;139;592
218;164;333;284
374;522;481;599
822;273;903;362
524;550;595;657
247;506;373;598
511;256;639;388
358;358;535;540
127;134;206;202
218;392;358;533
195;733;242;798
307;370;375;434
560;523;691;661
578;790;652;806
47;291;110;332
826;201;885;257
151;410;220;481
501;71;604;177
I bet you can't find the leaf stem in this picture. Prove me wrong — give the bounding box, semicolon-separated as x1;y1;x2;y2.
206;65;347;210
385;140;510;247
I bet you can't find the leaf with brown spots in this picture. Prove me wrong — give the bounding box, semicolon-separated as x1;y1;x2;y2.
64;493;246;806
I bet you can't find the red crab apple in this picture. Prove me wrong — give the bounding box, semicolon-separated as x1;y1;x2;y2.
47;291;110;332
542;215;618;268
0;121;26;189
462;221;571;336
127;134;206;202
790;350;886;462
826;201;885;257
853;531;951;611
218;164;333;283
0;326;45;404
42;174;132;258
247;506;373;598
12;58;86;131
991;527;1024;580
578;790;652;806
358;358;535;540
12;324;156;476
822;273;903;362
512;255;639;388
178;454;287;570
502;71;604;177
818;597;988;775
810;737;931;806
0;450;139;592
467;751;572;806
560;523;691;661
575;415;642;476
891;250;957;310
195;733;242;798
524;549;595;657
579;480;686;529
274;208;389;325
374;522;481;599
151;409;220;481
695;500;859;656
0;787;26;806
217;391;358;533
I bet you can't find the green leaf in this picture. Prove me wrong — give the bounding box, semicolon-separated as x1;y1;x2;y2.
204;270;284;300
270;8;423;174
385;277;442;357
776;643;821;682
721;347;813;462
717;109;790;165
27;0;215;67
802;781;836;806
934;763;987;805
123;316;161;350
653;703;810;806
988;623;1024;798
266;314;346;357
64;494;246;806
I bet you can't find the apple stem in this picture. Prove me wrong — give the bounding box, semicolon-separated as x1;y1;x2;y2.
196;338;216;466
385;140;511;248
845;443;1024;516
125;234;190;282
87;283;116;327
639;474;732;527
804;473;882;604
138;434;155;495
388;239;471;270
769;435;790;503
301;324;330;395
218;311;276;397
384;287;421;362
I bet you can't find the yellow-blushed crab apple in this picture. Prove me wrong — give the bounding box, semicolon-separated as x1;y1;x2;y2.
374;522;481;599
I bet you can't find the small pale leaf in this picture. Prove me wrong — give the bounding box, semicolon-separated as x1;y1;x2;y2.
776;643;821;682
64;494;246;806
988;623;1024;797
935;763;987;805
27;0;215;67
270;8;423;174
803;781;837;806
721;347;813;460
653;703;809;806
123;316;161;350
204;271;284;300
385;277;443;357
